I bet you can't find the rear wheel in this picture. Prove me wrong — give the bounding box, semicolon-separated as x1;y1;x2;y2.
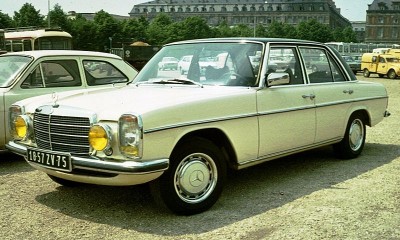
363;69;370;77
150;137;226;215
333;113;366;159
387;69;397;79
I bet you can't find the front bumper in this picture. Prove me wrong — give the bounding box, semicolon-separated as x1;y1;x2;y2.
6;141;169;175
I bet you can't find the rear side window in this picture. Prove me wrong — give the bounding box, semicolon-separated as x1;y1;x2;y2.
83;60;128;86
299;48;345;83
21;60;81;88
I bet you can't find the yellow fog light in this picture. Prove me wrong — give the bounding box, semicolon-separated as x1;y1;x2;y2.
14;116;28;139
89;124;112;151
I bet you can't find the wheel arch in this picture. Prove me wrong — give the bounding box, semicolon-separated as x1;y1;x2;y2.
349;109;371;127
172;128;237;169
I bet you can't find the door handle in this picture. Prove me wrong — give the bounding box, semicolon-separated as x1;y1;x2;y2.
302;94;316;100
343;89;354;94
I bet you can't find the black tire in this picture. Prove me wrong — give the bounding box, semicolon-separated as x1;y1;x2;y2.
363;69;370;77
333;113;366;159
150;137;226;215
47;174;81;187
387;69;397;79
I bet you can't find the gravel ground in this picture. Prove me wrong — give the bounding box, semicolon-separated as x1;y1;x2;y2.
0;75;399;240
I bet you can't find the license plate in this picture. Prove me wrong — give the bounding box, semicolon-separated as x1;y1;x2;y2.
27;148;72;172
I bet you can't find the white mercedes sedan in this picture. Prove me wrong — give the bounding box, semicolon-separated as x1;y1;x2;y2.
6;38;390;215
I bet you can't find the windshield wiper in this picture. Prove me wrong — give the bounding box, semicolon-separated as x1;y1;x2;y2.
137;79;203;87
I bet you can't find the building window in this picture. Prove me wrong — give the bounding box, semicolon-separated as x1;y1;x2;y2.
250;4;256;11
209;6;215;12
170;7;175;12
151;7;156;12
394;18;399;24
178;7;183;12
134;8;140;13
242;5;248;11
267;5;273;11
186;7;191;12
378;17;384;24
201;6;207;12
377;28;383;38
221;6;227;12
392;28;398;38
233;5;239;11
143;8;148;13
194;6;199;12
258;5;264;11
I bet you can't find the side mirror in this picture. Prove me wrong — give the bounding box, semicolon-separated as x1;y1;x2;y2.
266;72;290;86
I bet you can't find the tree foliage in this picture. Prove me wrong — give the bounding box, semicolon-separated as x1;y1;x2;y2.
13;3;45;28
2;4;360;51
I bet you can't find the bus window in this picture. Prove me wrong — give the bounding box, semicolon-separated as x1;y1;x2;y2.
5;28;72;52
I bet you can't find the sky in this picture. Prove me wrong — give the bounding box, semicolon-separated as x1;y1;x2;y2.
1;0;371;21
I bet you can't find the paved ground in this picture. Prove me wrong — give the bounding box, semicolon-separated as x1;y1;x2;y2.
0;75;399;240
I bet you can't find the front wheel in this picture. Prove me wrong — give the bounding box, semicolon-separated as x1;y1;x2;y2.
333;113;366;159
150;137;226;215
363;69;370;77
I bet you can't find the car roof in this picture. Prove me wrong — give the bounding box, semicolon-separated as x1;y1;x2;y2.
165;37;320;46
1;50;122;59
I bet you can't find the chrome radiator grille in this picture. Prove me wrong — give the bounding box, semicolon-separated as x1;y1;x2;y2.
33;112;91;155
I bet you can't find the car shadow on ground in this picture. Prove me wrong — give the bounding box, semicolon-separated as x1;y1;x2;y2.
34;142;400;236
0;151;34;175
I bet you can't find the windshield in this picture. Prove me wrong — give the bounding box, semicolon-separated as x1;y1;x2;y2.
0;55;32;87
134;41;264;87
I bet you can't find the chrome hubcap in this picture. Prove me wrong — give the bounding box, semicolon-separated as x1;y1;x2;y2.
349;119;364;151
174;153;217;203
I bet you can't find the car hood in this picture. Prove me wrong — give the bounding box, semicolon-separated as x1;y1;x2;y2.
18;85;257;130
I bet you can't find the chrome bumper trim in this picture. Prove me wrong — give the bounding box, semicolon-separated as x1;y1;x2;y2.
6;141;169;175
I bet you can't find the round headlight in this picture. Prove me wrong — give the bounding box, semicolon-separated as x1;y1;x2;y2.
14;116;28;139
89;124;112;151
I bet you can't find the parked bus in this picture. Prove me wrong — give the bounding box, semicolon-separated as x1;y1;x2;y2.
326;42;400;56
5;27;72;52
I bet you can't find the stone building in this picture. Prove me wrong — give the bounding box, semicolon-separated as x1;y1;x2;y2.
365;0;400;44
129;0;351;29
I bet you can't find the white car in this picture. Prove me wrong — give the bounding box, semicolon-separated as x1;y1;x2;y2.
6;38;390;215
0;50;138;150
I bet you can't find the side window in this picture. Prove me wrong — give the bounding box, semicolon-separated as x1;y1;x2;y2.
83;60;128;86
268;47;304;85
299;48;345;83
22;60;81;88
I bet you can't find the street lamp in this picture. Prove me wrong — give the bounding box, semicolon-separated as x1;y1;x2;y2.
47;0;51;28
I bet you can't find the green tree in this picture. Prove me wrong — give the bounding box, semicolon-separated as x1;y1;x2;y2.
69;14;97;50
341;26;358;43
179;16;214;40
266;22;286;38
146;13;173;45
0;11;14;28
47;4;70;30
215;21;234;37
93;10;122;51
121;16;149;43
296;19;333;42
13;3;45;28
230;24;253;37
